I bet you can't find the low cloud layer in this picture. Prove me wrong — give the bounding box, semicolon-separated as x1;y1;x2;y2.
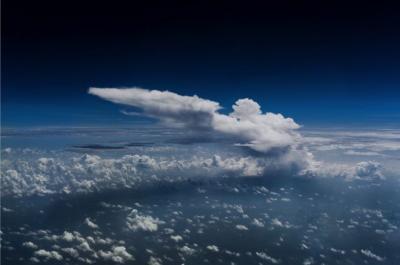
1;150;383;197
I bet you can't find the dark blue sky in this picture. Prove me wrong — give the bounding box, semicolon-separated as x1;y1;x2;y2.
2;1;400;127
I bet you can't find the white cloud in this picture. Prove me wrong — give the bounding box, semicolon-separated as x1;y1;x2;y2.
22;241;38;249
170;235;183;242
148;256;162;265
77;241;93;252
179;245;196;256
87;87;332;183
206;245;219;252
90;87;388;181
270;218;292;228
2;91;392;199
2;151;384;198
34;249;63;261
89;87;301;153
85;218;99;229
360;249;385;262
235;224;248;231
62;231;74;242
98;246;134;263
255;252;280;264
251;218;264;227
126;209;163;232
61;247;80;258
307;160;384;181
89;87;220;130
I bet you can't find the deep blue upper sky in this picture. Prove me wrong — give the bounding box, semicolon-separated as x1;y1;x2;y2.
2;1;400;127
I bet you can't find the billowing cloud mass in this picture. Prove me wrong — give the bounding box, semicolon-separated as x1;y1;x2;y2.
88;87;301;153
88;87;317;179
87;87;386;183
126;209;163;232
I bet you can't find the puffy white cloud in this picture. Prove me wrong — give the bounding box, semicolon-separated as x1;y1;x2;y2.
91;87;391;181
77;241;93;252
34;249;63;261
179;245;196;256
89;87;301;153
61;247;80;258
88;87;332;184
1;151;385;198
126;209;163;232
251;218;264;227
98;246;134;263
85;218;99;229
170;235;183;242
270;218;292;228
22;241;38;249
235;224;248;231
148;256;163;265
206;245;219;252
62;231;74;242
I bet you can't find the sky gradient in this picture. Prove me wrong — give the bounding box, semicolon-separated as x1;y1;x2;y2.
2;1;400;127
3;3;400;264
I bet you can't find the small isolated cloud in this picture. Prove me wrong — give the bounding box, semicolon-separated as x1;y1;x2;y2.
61;247;80;258
206;245;219;252
252;218;265;227
62;231;74;242
22;241;38;249
84;217;99;229
126;209;163;232
179;245;196;256
235;224;249;231
170;235;183;242
360;249;385;262
34;249;63;261
98;246;134;263
148;256;163;265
